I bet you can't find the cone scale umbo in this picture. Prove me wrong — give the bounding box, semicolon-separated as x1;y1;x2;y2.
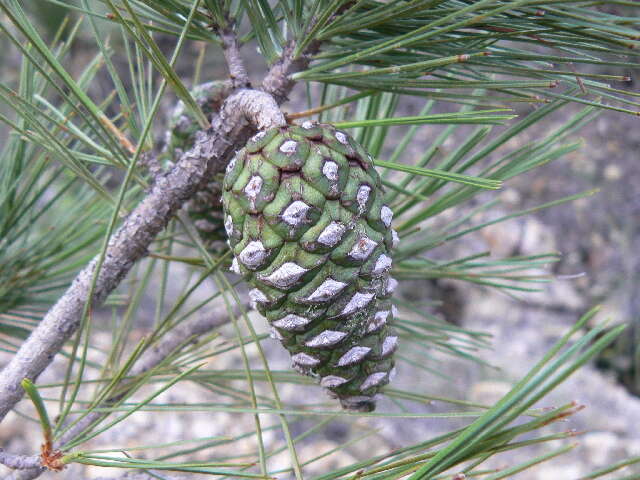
222;122;399;411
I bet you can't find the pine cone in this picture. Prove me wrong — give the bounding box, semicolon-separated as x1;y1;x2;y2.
222;122;399;411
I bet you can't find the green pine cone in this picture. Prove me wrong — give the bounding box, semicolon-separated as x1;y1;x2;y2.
161;81;231;249
222;122;399;411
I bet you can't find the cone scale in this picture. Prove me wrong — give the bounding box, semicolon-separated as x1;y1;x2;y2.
222;122;399;411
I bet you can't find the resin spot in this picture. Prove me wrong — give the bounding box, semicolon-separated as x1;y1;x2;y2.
340;395;375;411
341;292;375;316
337;346;371;367
238;241;268;269
305;330;347;348
306;278;348;302
282;200;311;227
317;221;346;247
301;121;314;129
260;262;308;288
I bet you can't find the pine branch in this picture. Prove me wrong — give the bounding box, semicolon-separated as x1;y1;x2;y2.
218;26;250;89
0;88;285;424
0;451;41;471
0;305;240;480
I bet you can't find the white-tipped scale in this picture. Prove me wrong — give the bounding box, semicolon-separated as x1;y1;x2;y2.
282;200;311;227
321;375;349;388
291;352;320;367
272;313;312;331
380;205;393;227
279;140;298;154
305;330;347;348
360;372;388;391
259;262;308;289
372;254;393;275
348;235;377;261
317;221;346;247
238;240;268;269
337;346;371;367
341;291;375;316
306;278;348;302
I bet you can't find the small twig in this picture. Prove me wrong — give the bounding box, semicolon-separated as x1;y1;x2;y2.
262;40;320;103
0;30;321;480
0;305;241;480
0;88;285;425
0;451;41;471
219;25;250;89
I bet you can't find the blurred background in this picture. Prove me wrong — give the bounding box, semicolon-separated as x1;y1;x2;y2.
1;4;639;478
